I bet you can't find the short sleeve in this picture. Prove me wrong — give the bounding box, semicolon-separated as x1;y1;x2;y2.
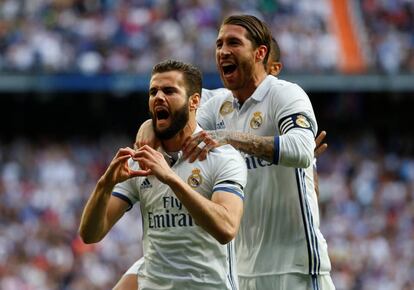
112;159;141;211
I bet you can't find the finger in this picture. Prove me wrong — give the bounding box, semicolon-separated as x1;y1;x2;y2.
113;154;132;165
183;137;201;159
315;143;328;158
188;145;204;163
129;168;152;177
117;147;136;157
197;143;215;161
197;141;206;150
315;131;327;147
132;151;153;165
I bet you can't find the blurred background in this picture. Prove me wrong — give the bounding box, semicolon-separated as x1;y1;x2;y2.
0;0;413;289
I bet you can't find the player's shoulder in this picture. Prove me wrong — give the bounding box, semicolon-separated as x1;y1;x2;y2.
268;76;304;91
201;88;231;105
200;88;232;108
266;76;309;102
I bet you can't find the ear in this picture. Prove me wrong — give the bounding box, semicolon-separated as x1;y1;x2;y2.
255;44;268;63
189;93;200;111
268;62;283;76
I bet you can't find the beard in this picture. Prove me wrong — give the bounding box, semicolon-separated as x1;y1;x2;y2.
151;102;189;140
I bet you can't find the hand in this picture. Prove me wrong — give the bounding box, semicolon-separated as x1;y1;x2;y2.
182;131;223;163
133;145;175;184
134;119;160;150
315;130;328;158
102;147;144;187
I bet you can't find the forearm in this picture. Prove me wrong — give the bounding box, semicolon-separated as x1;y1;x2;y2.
208;130;275;163
165;173;240;244
209;129;314;167
79;178;114;243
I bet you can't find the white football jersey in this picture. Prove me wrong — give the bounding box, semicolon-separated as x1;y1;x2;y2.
201;88;229;106
197;76;332;277
112;126;247;290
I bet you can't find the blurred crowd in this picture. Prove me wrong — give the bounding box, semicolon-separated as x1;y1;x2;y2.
360;0;414;74
0;0;412;74
0;134;413;289
0;136;143;290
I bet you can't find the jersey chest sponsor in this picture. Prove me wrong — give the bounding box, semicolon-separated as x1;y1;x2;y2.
244;155;273;170
147;195;194;229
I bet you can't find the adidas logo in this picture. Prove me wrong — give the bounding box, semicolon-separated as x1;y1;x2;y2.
140;178;152;189
216;120;226;129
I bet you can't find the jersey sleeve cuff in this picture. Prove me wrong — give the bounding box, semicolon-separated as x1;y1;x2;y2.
273;136;280;165
112;192;133;211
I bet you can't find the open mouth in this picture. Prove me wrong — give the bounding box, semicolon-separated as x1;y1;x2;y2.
222;64;237;75
155;108;170;120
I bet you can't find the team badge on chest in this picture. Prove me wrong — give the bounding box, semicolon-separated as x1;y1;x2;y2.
220;101;234;116
250;112;264;129
187;168;203;188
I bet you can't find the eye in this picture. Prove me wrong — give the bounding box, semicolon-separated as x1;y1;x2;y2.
163;88;175;95
149;89;157;97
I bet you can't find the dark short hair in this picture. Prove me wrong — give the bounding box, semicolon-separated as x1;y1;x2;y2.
151;59;202;97
222;14;272;65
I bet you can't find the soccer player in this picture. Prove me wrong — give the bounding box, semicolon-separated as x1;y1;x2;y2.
117;32;329;290
182;15;335;289
113;37;285;290
79;59;247;289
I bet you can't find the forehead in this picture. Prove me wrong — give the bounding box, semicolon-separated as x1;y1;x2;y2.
150;70;185;88
217;24;249;41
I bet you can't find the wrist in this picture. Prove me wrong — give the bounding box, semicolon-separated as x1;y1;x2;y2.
163;171;181;187
97;175;116;192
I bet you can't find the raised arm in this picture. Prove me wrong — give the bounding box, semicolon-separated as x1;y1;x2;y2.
79;147;143;244
134;145;244;244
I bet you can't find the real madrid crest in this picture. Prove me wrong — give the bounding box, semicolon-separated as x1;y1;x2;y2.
220;101;234;116
295;115;311;128
250;112;263;129
187;168;203;188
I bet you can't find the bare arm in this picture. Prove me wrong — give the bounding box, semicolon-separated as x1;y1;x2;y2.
182;130;273;163
79;147;143;244
183;129;314;168
134;145;243;244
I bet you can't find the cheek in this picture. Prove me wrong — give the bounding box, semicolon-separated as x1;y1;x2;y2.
148;98;155;113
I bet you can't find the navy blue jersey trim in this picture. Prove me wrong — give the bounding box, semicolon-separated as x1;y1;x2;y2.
227;244;237;290
214;186;244;200
295;169;321;275
112;192;133;211
300;169;321;274
273;136;280;164
295;170;312;273
312;274;320;290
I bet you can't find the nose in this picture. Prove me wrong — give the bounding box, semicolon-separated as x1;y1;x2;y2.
153;90;166;102
217;44;231;58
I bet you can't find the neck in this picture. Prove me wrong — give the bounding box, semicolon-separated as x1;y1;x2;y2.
161;117;197;152
233;69;267;105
